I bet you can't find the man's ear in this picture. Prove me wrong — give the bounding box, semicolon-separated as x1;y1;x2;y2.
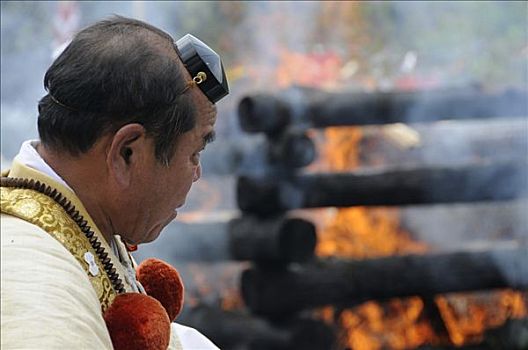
106;124;148;187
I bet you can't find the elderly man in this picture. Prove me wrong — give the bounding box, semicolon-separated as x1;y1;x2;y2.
1;16;228;349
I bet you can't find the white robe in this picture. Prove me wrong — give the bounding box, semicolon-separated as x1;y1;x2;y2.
1;140;219;350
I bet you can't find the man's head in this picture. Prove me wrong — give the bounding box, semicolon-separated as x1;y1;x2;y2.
38;16;197;164
37;16;225;244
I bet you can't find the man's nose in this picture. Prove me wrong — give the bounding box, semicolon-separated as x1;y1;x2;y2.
193;163;201;182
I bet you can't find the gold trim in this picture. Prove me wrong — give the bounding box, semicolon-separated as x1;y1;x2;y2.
1;186;116;312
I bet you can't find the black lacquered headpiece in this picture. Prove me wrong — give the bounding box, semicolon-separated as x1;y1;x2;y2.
175;34;229;103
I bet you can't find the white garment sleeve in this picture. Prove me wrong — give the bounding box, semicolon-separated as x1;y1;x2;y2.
171;323;220;350
1;214;114;349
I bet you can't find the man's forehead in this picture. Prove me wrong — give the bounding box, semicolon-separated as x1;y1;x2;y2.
196;96;217;122
202;100;216;113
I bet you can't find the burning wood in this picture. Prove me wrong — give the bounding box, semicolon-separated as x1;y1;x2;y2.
180;304;337;350
238;88;528;133
241;243;528;317
237;160;527;215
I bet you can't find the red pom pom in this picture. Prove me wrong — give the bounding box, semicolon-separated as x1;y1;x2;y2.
104;293;170;350
137;258;185;322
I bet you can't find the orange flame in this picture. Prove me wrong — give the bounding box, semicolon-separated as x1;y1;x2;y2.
435;291;528;346
316;206;428;259
311;123;527;349
307;127;363;173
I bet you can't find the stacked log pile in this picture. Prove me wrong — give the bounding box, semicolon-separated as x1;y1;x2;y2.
182;86;528;350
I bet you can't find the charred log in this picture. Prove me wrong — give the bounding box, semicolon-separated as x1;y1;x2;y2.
181;304;336;350
241;243;528;317
238;88;528;133
229;215;316;263
267;129;316;168
307;88;528;128
155;216;316;263
239;94;291;134
199;130;315;175
237;161;528;215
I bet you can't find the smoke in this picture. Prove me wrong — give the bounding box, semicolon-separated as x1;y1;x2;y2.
221;2;528;253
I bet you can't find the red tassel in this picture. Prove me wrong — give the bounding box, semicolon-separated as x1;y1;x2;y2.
104;293;170;350
137;258;185;322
